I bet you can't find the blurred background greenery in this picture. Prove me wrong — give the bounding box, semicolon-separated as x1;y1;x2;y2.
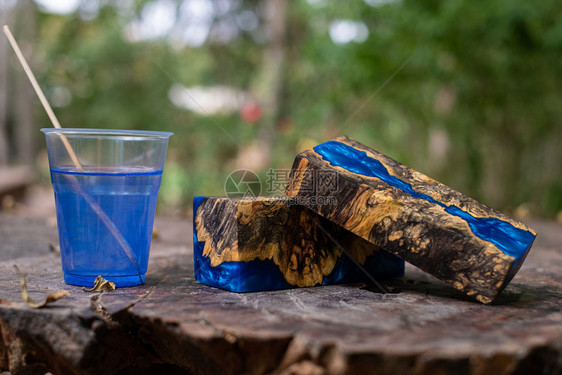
1;0;561;218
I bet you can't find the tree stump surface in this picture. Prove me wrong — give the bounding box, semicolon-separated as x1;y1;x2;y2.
0;213;560;375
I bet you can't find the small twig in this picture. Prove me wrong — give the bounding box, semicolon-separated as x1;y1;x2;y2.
14;265;70;308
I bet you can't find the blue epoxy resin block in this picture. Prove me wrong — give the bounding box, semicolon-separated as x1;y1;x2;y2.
193;196;404;292
285;136;537;303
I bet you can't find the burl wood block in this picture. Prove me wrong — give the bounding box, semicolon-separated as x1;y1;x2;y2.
285;136;537;303
193;196;404;292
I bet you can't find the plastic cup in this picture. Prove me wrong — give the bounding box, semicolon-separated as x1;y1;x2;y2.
41;128;173;287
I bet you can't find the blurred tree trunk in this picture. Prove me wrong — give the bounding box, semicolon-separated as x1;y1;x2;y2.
243;0;288;171
0;4;13;165
14;0;36;165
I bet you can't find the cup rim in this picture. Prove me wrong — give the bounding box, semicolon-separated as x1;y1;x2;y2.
40;128;173;139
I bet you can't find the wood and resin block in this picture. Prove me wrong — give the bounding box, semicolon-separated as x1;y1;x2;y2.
193;196;404;292
285;136;537;303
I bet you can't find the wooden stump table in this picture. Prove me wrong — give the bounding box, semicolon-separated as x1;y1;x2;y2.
0;212;560;375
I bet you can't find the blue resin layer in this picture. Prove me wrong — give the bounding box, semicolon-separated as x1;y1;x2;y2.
193;196;404;293
313;141;536;261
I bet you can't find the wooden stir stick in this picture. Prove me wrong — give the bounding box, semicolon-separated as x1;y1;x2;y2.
2;25;83;170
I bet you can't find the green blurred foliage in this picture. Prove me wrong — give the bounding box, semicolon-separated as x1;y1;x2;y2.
32;0;562;217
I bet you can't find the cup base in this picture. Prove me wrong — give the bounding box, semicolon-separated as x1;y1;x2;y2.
64;272;146;287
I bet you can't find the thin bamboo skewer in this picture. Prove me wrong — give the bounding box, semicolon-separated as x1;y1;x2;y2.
2;25;82;170
3;25;143;284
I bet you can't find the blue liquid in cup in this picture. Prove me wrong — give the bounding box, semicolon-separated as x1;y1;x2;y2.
50;166;162;287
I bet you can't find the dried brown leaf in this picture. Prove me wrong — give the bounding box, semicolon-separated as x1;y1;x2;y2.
48;242;60;254
82;275;116;292
14;265;70;308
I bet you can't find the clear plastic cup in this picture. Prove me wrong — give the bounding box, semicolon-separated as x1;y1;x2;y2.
41;128;173;287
